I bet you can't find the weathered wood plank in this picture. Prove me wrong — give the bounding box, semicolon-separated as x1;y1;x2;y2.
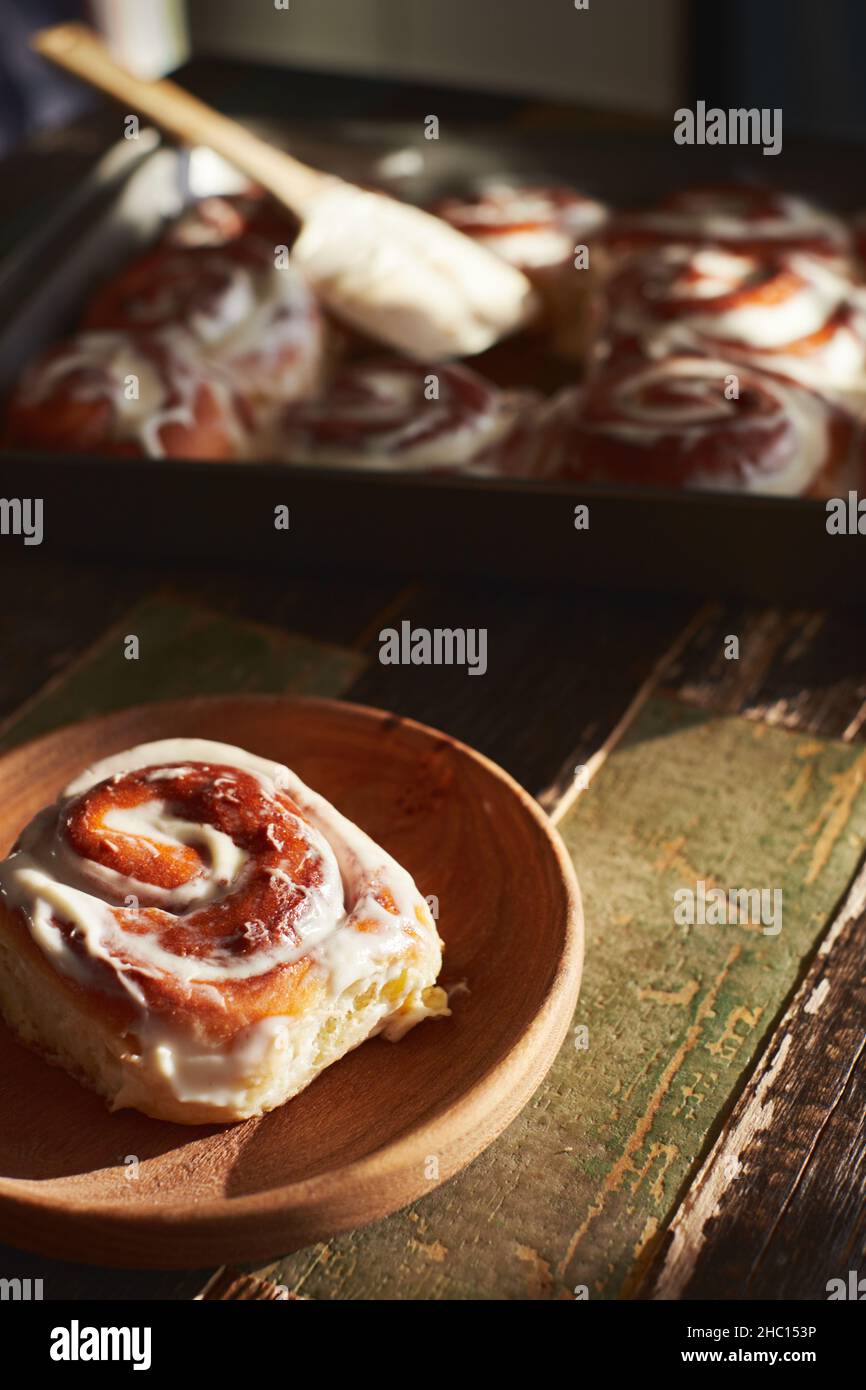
0;555;395;730
348;582;696;795
268;701;866;1298
0;594;366;753
636;861;866;1301
197;1267;298;1300
661;604;866;740
1;583;863;1298
0;560;147;726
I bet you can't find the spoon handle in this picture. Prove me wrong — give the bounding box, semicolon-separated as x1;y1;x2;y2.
33;23;328;214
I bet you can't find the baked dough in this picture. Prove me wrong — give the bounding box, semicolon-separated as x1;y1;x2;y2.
0;739;448;1123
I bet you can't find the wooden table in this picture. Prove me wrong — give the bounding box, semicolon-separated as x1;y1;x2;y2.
0;552;862;1300
0;64;864;1302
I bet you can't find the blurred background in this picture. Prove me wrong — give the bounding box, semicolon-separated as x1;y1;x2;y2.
2;0;866;156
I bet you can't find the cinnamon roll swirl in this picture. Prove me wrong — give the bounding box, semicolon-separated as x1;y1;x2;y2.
0;739;447;1123
3;331;250;460
541;353;853;495
85;237;326;409
431;181;608;361
275;357;535;473
599;245;866;412
431;181;607;276
605;184;852;264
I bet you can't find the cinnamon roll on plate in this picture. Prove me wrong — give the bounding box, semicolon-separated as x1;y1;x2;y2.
0;739;448;1124
3;331;250;460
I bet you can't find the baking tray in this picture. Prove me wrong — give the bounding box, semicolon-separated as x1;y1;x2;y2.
0;120;864;603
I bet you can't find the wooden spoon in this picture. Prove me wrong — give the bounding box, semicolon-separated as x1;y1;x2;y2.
33;23;540;360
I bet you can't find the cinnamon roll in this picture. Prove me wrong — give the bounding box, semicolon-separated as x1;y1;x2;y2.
599;245;866;412
85;237;326;409
275;357;535;473
605;184;852;264
162;193;300;252
0;739;448;1124
541;353;853;495
431;181;607;361
3;331;250;460
430;181;607;276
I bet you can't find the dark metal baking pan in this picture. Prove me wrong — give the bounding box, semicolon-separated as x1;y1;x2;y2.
0;122;863;603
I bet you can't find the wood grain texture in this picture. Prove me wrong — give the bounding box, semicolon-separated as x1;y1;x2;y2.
264;698;866;1299
0;587;862;1296
662;604;866;740
0;695;582;1267
0;579;690;1296
197;1267;301;1300
0;555;695;796
637;861;866;1301
0;594;365;753
348;582;696;797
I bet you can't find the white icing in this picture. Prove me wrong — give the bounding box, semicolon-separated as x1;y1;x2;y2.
439;182;607;269
581;356;831;496
125;251;324;404
469;227;574;269
613;248;866;405
0;739;441;1110
291;181;539;359
277;363;525;472
628;191;848;252
17;330;245;459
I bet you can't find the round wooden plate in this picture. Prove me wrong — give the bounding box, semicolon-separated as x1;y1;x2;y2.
0;696;583;1268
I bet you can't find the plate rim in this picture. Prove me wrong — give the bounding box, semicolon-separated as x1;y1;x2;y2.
0;693;583;1265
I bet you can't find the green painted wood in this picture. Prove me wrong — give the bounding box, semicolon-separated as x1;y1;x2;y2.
0;596;366;753
270;696;866;1299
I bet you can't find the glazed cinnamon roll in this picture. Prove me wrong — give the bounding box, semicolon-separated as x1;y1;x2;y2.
85;237;326;409
275;357;535;473
599;245;866;412
0;739;447;1124
3;331;249;460
431;181;607;361
430;181;607;276
162;193;300;252
605;184;852;264
541;353;853;495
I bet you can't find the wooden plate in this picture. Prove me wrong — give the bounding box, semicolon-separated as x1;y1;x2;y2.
0;696;583;1268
